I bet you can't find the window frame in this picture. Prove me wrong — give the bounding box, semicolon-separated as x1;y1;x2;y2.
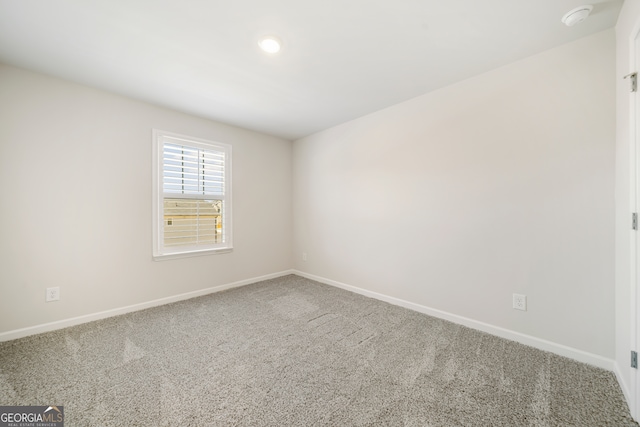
152;129;232;260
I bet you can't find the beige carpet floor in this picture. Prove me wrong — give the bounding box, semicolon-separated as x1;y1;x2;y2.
0;274;637;426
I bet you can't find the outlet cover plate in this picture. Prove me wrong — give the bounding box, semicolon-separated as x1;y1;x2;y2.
46;287;60;302
513;293;526;311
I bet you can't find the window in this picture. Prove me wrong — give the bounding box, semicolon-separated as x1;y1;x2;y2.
152;130;232;259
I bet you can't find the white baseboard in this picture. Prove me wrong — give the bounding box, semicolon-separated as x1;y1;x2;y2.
613;362;635;414
294;270;616;372
0;270;296;342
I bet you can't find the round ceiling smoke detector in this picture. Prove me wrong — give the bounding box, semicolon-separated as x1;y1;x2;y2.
561;5;593;26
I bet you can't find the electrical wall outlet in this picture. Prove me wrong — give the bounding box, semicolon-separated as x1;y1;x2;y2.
46;287;60;302
302;252;307;262
513;293;526;311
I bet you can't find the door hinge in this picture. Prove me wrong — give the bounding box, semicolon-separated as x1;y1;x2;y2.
625;72;638;92
632;351;638;369
633;213;638;230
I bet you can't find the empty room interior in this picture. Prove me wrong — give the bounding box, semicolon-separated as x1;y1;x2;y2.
2;0;640;425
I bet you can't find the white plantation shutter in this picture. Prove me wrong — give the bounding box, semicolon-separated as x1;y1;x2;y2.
152;130;232;259
163;143;225;196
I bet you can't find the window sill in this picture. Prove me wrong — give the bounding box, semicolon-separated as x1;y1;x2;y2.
153;247;233;261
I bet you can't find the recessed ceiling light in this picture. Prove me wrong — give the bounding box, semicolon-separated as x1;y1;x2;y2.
258;36;281;54
561;5;593;27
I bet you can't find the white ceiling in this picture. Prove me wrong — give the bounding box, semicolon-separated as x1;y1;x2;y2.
0;0;623;140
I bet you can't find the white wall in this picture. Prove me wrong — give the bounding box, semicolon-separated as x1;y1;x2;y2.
293;30;616;359
0;63;293;334
616;0;640;417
